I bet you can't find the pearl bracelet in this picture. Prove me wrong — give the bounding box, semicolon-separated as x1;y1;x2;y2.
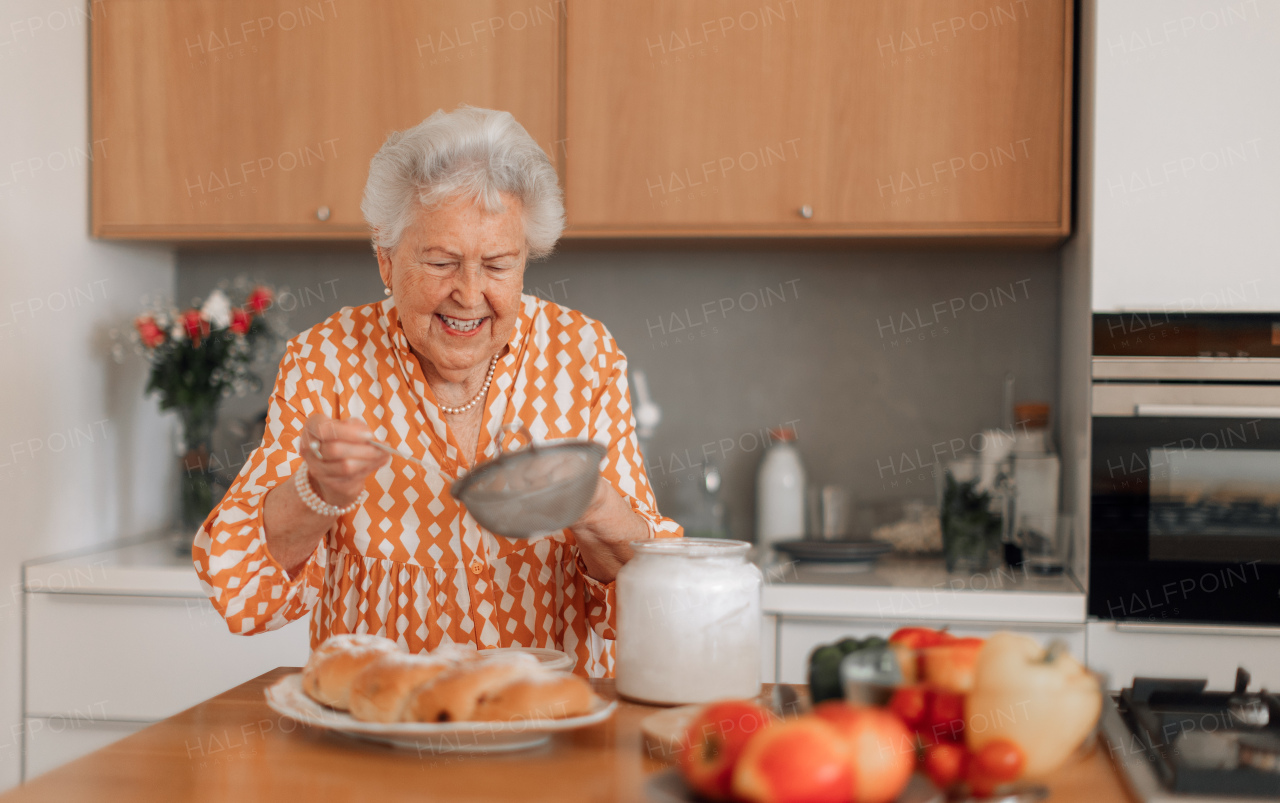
294;460;366;518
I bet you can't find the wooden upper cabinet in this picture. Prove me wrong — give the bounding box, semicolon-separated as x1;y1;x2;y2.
92;0;1070;241
563;0;1072;238
92;0;562;239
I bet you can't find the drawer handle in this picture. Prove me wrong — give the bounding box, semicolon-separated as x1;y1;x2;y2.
1114;622;1280;638
1135;403;1280;419
316;206;331;222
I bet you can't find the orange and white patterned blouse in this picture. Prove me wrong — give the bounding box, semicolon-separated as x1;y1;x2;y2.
193;295;681;677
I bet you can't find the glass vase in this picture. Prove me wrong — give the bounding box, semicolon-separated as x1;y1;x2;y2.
177;402;220;539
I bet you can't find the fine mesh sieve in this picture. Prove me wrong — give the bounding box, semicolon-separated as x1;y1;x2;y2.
450;423;607;538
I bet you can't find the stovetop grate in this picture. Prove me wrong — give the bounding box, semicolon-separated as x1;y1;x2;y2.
1114;669;1280;797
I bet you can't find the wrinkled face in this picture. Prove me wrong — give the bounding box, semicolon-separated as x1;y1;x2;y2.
377;193;527;377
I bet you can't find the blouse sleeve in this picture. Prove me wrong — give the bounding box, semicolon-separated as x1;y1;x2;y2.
192;338;332;635
577;336;683;639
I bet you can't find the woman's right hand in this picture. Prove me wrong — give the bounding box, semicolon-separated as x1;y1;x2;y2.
300;414;390;508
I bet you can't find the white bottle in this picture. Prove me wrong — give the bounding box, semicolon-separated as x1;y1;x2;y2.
756;428;806;550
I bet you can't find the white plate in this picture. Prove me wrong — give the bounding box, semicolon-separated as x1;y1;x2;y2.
265;674;617;753
478;646;574;671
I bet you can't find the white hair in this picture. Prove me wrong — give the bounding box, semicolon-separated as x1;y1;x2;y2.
361;106;564;259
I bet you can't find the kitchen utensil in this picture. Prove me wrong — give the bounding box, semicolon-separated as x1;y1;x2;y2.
1016;513;1070;575
264;673;616;753
682;460;728;539
806;485;849;540
450;423;607;538
630;369;661;441
978;427;1016;492
806;488;822;538
772;538;892;564
1010;453;1061;556
365;438;438;474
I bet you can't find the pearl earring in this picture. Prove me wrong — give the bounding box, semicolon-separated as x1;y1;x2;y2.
384;287;392;296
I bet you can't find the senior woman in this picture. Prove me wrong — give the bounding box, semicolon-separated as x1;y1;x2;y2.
193;107;681;677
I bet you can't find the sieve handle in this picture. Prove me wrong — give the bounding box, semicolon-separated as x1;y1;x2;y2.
366;438;443;478
495;422;534;456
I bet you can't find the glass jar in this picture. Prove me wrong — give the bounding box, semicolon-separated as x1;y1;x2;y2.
937;456;1007;573
616;538;761;705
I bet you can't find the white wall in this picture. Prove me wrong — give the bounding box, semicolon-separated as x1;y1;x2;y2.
1092;0;1280;312
0;0;175;789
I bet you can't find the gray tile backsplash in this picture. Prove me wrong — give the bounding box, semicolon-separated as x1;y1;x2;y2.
178;243;1060;542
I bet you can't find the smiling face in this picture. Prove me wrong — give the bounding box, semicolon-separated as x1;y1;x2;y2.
377;193;527;380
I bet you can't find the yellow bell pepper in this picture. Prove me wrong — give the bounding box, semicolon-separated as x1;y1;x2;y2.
964;632;1102;777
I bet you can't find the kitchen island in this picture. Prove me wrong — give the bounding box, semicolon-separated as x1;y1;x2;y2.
1;668;1133;802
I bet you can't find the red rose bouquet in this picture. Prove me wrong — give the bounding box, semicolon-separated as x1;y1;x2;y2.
128;284;278;535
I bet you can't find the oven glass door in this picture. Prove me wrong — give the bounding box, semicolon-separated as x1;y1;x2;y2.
1090;415;1280;625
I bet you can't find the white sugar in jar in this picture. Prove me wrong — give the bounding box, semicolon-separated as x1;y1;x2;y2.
615;538;761;705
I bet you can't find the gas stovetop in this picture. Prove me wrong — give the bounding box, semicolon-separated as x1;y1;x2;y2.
1100;669;1280;803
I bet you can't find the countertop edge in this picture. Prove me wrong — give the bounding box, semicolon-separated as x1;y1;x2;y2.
24;539;203;597
763;584;1088;624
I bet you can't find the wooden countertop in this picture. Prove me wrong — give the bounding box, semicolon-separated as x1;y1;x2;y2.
3;669;1135;802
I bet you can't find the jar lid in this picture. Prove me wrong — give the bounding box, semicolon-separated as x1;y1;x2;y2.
631;538;751;558
1014;403;1051;430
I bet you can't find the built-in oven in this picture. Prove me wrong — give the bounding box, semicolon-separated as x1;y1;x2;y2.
1090;313;1280;626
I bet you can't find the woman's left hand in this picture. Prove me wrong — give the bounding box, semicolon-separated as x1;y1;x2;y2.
570;479;649;583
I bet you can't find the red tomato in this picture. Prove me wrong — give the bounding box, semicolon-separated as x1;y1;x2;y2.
732;718;854;803
678;700;774;800
812;702;916;803
926;691;966;743
888;685;928;731
923;741;968;790
888;627;952;650
973;738;1026;783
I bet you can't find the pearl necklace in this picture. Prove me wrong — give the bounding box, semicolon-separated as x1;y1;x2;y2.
437;355;498;415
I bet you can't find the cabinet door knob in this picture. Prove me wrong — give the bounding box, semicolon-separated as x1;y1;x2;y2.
316;206;331;222
798;205;814;219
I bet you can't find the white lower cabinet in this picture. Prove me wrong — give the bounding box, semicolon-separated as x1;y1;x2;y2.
776;616;1087;685
1085;621;1280;691
23;719;147;781
760;615;777;684
24;591;311;780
